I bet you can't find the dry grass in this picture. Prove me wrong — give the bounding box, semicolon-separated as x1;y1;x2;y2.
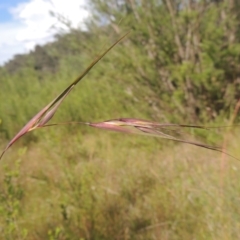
1;128;240;240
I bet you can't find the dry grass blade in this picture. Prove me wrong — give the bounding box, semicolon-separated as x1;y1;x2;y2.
37;117;239;160
0;32;130;160
88;118;239;161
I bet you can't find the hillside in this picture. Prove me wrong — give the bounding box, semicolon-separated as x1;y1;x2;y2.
1;0;240;239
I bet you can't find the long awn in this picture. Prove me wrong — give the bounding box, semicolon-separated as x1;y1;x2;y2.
0;32;238;161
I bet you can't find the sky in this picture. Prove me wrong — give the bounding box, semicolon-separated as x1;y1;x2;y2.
0;0;89;65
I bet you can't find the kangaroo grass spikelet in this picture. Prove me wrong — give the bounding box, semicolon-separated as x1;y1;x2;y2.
0;32;130;160
0;31;239;161
41;118;239;161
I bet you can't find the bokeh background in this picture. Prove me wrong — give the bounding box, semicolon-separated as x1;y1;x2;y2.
1;0;240;239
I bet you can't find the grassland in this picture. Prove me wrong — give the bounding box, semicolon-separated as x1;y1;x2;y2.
1;127;240;240
1;1;240;237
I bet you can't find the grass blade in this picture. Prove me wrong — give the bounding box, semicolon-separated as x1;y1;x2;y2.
35;117;239;161
88;118;239;161
0;32;130;160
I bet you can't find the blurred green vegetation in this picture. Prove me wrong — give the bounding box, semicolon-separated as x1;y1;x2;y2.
1;132;240;239
1;0;240;239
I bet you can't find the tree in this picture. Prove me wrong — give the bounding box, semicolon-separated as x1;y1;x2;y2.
84;0;240;122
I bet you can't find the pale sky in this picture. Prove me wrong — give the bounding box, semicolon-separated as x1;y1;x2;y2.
0;0;89;65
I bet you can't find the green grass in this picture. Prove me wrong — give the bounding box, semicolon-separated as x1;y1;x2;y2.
1;128;240;240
